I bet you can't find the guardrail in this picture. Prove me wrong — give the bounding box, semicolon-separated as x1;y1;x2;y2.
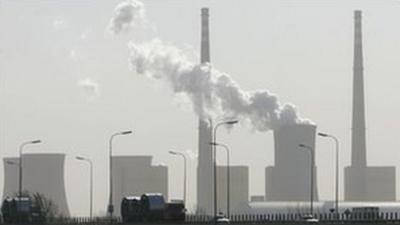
185;212;400;223
4;212;400;225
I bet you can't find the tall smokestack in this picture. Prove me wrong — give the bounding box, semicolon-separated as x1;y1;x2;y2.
351;10;367;167
345;10;396;202
197;7;213;215
201;8;210;63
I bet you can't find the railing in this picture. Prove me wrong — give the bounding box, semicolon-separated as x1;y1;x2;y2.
5;213;400;224
185;212;400;224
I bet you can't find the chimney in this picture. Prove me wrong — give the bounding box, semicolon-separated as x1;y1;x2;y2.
197;7;213;215
351;10;367;167
201;8;210;63
344;10;396;202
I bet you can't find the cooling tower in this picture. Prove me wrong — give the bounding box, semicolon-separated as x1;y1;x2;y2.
344;10;396;201
3;154;70;216
196;7;214;215
265;124;319;201
111;156;168;216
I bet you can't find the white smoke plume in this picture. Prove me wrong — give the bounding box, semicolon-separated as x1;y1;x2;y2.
107;0;146;34
110;0;310;131
128;39;308;131
78;78;100;99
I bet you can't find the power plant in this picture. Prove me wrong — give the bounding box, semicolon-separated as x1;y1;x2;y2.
344;10;396;202
2;1;400;221
194;8;398;214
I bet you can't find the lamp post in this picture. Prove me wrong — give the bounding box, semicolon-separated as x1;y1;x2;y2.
108;130;132;217
19;140;41;199
210;142;230;218
318;132;339;218
168;151;187;207
76;156;93;218
298;144;315;216
212;120;238;220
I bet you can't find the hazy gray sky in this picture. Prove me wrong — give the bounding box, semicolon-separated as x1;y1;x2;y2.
1;0;400;216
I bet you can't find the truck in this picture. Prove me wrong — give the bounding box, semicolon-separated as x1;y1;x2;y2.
121;193;185;223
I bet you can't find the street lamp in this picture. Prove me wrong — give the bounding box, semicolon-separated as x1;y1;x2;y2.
212;120;238;220
318;132;340;218
76;156;93;218
210;142;230;218
19;140;41;199
108;130;132;217
298;144;315;216
168;151;187;207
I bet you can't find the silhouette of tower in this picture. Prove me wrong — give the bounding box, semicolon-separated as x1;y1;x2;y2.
196;7;214;215
351;10;367;168
344;10;396;201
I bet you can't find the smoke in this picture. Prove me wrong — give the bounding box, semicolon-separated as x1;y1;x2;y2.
128;39;308;131
107;0;146;34
78;78;100;99
110;0;310;131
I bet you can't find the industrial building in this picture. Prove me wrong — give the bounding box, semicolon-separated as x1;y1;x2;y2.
344;10;396;201
216;166;249;215
111;155;168;216
3;154;70;216
265;124;319;201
